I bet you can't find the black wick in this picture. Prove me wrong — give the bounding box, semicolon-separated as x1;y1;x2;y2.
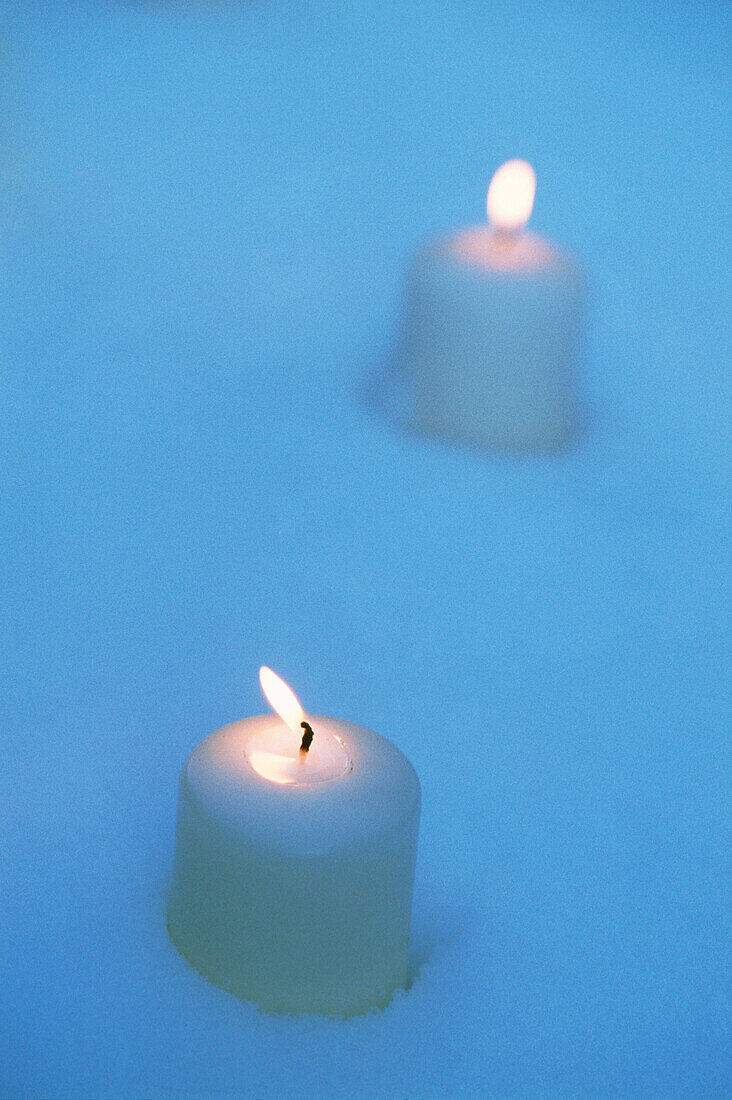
299;721;315;754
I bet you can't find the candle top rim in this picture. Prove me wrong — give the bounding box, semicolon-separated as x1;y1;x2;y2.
451;227;554;270
181;715;421;855
428;228;580;276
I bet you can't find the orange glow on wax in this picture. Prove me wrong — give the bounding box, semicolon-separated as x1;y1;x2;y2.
487;159;536;232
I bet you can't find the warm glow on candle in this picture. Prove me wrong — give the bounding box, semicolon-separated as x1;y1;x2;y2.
259;666;305;733
487;159;536;231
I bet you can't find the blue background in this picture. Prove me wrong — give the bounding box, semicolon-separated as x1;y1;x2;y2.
1;1;729;1096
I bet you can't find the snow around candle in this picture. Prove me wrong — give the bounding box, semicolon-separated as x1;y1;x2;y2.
397;160;585;450
167;668;421;1017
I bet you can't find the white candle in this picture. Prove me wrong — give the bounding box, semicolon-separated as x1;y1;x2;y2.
397;159;585;450
167;668;421;1017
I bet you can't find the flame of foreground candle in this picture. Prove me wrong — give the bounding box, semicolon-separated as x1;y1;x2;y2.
259;666;305;733
487;159;536;232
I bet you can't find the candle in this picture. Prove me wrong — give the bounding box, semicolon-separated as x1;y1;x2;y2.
396;159;585;450
167;668;421;1017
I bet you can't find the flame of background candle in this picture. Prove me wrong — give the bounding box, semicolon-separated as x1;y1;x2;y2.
486;159;536;232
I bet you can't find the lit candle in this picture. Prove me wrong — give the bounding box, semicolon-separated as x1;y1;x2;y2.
167;668;421;1017
397;159;585;450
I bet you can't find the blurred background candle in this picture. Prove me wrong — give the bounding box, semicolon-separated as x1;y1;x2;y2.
168;668;421;1017
396;159;585;450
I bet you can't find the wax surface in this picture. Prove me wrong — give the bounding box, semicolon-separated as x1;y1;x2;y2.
168;717;421;1016
246;721;351;784
398;228;584;450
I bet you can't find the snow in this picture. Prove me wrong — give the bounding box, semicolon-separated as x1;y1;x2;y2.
1;1;729;1096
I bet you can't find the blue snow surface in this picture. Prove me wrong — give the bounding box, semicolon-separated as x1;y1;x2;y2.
1;1;729;1097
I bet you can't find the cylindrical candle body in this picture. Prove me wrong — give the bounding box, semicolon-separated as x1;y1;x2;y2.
168;716;420;1017
397;228;584;450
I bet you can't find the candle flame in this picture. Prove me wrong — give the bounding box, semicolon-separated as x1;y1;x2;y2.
259;666;305;733
487;159;536;232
